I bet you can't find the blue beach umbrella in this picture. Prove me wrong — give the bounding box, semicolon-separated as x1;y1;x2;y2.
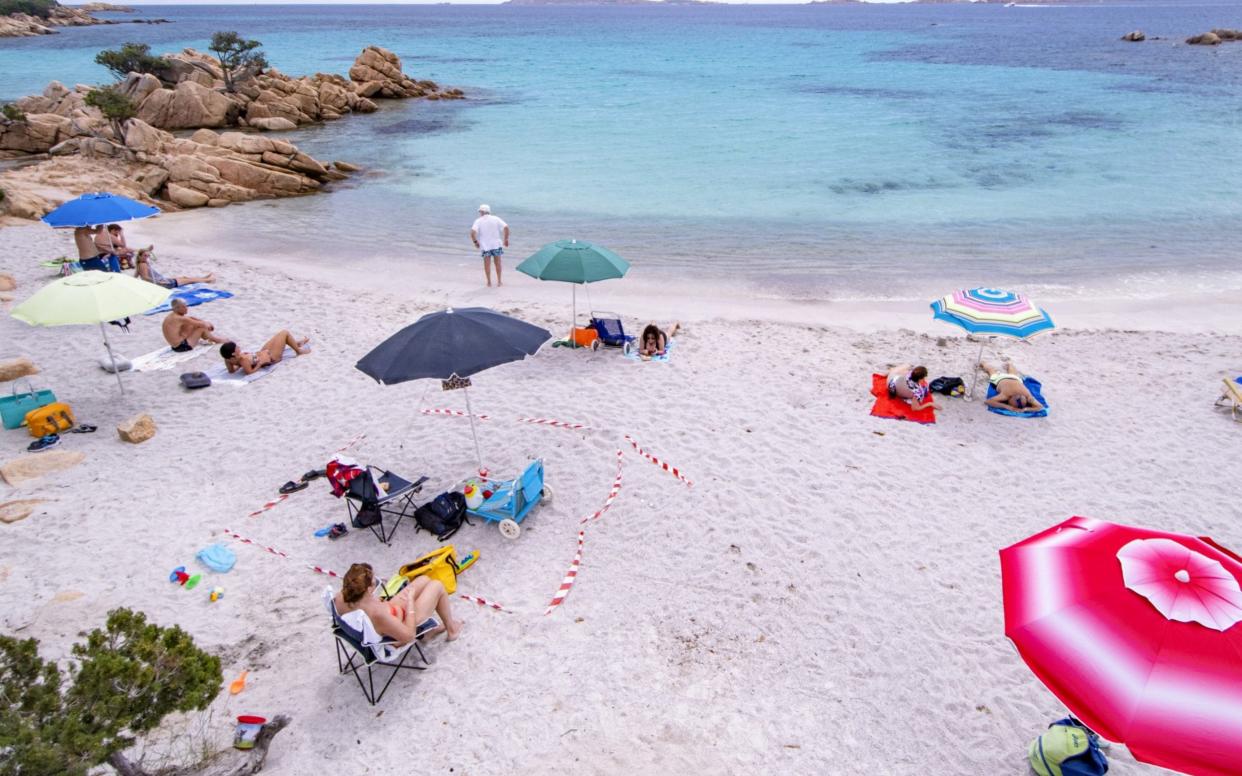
930;288;1055;398
41;192;160;228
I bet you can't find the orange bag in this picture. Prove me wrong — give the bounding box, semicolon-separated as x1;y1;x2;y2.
25;402;74;437
572;326;598;348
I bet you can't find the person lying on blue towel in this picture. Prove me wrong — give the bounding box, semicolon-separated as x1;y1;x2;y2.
981;359;1045;413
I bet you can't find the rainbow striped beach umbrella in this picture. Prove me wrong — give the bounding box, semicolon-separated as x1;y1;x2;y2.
930;288;1055;340
930;288;1055;398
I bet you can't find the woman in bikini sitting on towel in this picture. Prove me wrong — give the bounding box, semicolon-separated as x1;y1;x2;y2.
220;332;310;375
638;322;680;359
980;359;1044;412
334;562;463;645
886;364;939;412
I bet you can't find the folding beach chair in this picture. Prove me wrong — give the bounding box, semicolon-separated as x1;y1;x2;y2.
1216;378;1242;423
344;465;429;544
589;311;635;355
323;587;436;706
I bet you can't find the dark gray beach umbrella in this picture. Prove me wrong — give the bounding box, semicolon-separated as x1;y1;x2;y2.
356;307;551;467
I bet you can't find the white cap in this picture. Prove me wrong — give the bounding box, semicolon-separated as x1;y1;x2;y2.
478;204;491;214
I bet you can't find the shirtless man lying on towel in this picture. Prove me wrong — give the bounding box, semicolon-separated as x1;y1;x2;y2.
981;359;1044;412
162;299;226;352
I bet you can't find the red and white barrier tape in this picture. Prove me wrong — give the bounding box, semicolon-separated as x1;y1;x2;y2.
421;408;490;420
545;529;586;616
624;435;693;487
517;416;594;431
459;594;512;613
247;494;289;517
580;449;624;525
334;432;367;454
222;528;341;577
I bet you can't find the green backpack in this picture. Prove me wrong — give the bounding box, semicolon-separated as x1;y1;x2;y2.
1029;718;1109;776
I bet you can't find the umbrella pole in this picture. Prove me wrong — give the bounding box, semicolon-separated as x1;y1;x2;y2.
99;322;126;395
463;385;484;472
572;285;577;346
966;339;985;401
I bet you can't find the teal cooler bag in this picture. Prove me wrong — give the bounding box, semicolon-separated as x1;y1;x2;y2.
0;381;57;430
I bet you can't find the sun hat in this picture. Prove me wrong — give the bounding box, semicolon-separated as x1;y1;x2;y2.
478;204;491;214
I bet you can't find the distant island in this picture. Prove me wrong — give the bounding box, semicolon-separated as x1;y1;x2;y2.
503;0;717;5
0;0;167;38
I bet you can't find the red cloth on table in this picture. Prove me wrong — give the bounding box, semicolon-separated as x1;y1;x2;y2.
869;373;936;424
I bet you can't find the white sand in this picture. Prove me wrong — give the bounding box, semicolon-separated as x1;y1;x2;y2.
2;219;1239;775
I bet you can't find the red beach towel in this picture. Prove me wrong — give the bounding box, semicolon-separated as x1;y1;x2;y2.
869;373;936;424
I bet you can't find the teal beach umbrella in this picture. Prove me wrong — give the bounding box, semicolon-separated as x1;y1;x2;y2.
516;240;630;340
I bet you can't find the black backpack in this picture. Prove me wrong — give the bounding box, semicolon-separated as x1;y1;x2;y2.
929;376;965;396
180;371;211;389
414;492;470;541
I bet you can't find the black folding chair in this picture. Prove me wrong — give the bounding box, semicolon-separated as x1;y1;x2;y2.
323;588;434;705
344;465;428;544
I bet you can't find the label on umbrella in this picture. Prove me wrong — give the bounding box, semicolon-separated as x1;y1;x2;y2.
442;376;473;391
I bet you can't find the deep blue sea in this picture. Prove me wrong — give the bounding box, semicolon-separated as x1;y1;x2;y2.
2;1;1241;299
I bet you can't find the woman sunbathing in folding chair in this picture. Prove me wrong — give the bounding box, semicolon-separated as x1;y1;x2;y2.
334;562;464;645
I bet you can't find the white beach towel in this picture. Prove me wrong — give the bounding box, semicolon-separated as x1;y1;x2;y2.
130;344;211;372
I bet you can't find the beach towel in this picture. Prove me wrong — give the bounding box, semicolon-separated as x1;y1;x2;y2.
624;337;677;363
869;373;936;424
196;543;236;573
987;376;1049;418
130;344;210;372
144;285;234;316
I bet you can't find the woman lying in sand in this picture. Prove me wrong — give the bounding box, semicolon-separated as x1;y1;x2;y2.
334;562;463;645
134;249;215;289
886;364;939;412
981;359;1044;412
220;332;310;375
639;322;680;358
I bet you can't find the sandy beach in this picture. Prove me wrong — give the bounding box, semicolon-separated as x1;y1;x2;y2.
1;218;1239;775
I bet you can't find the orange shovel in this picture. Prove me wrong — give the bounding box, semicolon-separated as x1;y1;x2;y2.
229;670;249;695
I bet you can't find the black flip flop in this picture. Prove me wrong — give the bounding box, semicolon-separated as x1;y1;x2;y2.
27;434;60;452
69;424;97;434
301;468;326;482
279;480;309;495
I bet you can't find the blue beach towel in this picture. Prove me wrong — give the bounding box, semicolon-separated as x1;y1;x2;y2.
987;376;1048;418
196;543;236;573
145;285;234;315
624;337;677;363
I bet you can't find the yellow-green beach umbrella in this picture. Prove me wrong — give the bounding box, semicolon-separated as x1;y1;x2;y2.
11;271;171;394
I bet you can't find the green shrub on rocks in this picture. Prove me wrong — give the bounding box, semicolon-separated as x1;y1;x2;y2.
95;42;171;81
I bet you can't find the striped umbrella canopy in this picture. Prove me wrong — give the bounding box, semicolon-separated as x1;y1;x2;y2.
1002;516;1242;776
930;288;1055;340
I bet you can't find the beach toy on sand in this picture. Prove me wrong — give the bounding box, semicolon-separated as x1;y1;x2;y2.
184;573;201;591
229;670;249;695
463;481;483;510
169;566;188;584
210;586;225;602
233;714;264;749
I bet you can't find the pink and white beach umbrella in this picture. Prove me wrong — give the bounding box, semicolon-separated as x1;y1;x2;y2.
1000;515;1242;776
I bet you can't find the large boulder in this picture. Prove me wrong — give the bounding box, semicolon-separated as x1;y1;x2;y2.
0;451;85;486
166;182;209;207
1187;32;1222;45
1213;29;1242;41
248;116;298;132
118;71;163;104
1120;30;1145;42
137;81;237;130
123;118;170;155
348;46;427;99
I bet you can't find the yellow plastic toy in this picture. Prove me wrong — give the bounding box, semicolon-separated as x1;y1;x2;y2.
395;545;478;595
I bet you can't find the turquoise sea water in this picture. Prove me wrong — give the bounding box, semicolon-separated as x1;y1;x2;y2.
2;2;1240;298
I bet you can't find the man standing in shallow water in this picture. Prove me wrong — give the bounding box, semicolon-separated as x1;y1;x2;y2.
470;204;509;287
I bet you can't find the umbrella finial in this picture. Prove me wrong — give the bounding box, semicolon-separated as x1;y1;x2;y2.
1175;569;1191;583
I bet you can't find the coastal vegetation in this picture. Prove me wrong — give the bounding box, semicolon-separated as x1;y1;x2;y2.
95;41;170;81
1;102;24;121
208;31;267;93
0;0;56;18
83;86;137;139
0;608;221;776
